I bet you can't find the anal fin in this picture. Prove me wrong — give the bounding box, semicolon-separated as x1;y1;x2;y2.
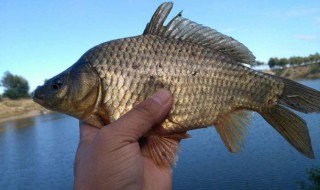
214;110;252;153
147;133;190;167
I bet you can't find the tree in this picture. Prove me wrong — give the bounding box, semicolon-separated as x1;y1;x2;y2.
279;58;289;67
309;53;320;62
268;52;320;69
1;71;30;99
268;57;279;68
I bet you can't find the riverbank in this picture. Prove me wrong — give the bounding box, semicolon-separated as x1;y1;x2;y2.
0;98;51;123
262;62;320;79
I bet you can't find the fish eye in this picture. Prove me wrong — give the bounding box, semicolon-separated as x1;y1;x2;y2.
51;79;63;90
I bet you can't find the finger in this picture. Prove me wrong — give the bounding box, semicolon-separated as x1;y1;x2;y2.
110;89;173;140
79;121;100;145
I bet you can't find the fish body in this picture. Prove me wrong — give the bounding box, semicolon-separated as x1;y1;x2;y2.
33;2;320;166
86;34;281;133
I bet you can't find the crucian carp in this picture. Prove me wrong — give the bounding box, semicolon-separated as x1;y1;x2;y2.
33;2;320;167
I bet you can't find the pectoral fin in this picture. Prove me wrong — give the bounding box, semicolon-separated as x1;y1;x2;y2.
147;133;190;167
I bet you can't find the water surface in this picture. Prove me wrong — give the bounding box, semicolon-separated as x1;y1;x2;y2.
0;114;78;189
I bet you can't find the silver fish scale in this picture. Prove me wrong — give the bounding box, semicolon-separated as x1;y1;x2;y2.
86;34;283;134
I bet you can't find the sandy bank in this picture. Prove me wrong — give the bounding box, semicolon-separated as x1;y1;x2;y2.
0;98;51;123
262;63;320;80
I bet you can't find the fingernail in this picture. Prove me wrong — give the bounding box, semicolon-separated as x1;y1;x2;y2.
150;89;172;105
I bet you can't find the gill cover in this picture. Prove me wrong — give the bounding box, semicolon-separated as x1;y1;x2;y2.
33;58;101;121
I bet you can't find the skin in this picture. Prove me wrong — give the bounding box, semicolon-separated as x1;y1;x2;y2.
74;89;173;190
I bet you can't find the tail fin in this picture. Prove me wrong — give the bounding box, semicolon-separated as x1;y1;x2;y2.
279;78;320;113
260;105;314;158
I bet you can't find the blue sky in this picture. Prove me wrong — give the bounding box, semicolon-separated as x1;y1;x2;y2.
0;0;319;93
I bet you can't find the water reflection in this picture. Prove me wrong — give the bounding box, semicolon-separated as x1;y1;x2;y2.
0;113;79;190
0;116;36;132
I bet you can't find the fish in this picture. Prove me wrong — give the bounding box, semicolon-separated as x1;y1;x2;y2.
33;2;320;167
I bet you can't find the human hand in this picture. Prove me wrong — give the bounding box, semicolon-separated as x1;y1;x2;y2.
74;89;173;190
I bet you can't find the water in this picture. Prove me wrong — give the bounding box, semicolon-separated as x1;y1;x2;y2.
1;79;320;190
0;114;79;189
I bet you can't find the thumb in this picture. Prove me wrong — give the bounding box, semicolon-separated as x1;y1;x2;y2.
109;89;173;141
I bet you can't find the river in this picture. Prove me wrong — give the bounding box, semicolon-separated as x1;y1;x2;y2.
1;79;320;190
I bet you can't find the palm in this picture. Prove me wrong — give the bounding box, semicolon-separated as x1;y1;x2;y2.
74;89;174;190
74;126;172;190
141;143;172;189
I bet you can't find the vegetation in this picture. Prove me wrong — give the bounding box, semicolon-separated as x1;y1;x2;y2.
299;167;320;190
0;71;30;99
310;64;320;75
268;53;320;69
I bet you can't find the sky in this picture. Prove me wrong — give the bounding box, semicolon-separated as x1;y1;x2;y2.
0;0;319;93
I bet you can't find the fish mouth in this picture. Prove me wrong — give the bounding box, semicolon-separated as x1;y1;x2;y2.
33;96;44;105
32;87;45;105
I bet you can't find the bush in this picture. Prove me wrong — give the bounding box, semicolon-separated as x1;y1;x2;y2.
299;167;320;190
1;71;30;99
310;63;320;74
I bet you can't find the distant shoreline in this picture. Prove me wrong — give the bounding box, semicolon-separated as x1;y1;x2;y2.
261;63;320;80
0;110;52;123
0;98;52;123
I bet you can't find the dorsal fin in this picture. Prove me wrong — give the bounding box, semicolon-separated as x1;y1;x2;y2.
143;2;173;35
144;2;256;65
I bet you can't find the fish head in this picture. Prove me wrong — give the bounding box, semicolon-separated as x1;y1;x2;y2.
33;59;101;120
